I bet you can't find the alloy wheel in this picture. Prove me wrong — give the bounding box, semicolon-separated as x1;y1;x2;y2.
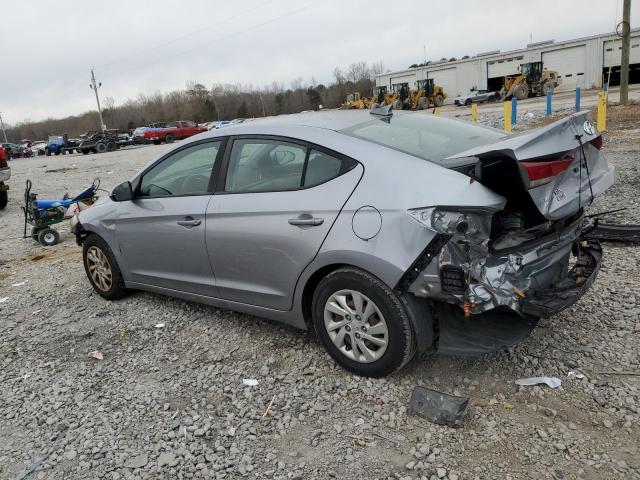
323;289;389;363
86;246;113;292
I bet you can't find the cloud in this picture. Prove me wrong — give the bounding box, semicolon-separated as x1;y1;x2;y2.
0;0;633;123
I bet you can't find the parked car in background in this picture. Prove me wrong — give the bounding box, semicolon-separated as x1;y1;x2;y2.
73;109;612;377
46;134;80;156
29;141;48;156
142;121;207;144
0;145;10;209
454;89;500;106
1;143;21;159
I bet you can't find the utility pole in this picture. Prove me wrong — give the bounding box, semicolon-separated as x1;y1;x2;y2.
619;0;631;104
89;69;106;132
0;112;7;143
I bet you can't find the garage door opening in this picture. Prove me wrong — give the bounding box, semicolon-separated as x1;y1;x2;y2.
487;76;504;92
602;63;640;87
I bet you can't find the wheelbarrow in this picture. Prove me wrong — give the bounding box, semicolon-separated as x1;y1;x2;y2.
22;178;100;246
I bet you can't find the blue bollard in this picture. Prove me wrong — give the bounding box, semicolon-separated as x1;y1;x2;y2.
546;90;552;116
511;97;517;125
603;82;609;92
575;87;581;112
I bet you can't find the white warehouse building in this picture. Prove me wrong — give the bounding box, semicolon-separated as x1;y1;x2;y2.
375;29;640;102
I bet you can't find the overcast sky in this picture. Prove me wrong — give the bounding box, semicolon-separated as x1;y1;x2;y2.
1;0;636;124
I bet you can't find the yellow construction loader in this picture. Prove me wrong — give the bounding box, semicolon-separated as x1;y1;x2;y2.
341;92;371;109
503;61;561;100
368;86;399;109
409;79;447;109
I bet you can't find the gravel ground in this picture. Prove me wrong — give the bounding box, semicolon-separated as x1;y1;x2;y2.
1;104;639;480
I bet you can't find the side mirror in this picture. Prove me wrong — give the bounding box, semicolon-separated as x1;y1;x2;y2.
111;181;133;202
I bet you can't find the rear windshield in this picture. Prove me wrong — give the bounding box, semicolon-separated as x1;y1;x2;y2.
341;114;505;164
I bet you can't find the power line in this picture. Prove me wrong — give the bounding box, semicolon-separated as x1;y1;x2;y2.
97;0;273;69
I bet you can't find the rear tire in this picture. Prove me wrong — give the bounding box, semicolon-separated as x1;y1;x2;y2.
165;134;174;143
488;95;497;103
81;148;89;155
45;148;51;156
464;98;472;106
95;142;107;154
542;81;554;95
312;267;415;378
82;234;128;300
391;99;403;111
0;189;7;210
417;97;429;110
106;142;116;152
434;94;445;107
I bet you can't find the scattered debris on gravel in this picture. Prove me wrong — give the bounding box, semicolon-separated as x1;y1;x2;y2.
1;105;639;479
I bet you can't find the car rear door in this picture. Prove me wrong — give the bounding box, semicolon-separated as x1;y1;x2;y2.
205;136;363;311
114;140;224;295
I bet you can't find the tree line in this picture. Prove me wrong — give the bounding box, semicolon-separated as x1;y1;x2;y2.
5;61;384;141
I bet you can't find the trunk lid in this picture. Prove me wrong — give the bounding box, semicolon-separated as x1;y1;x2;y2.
448;112;615;222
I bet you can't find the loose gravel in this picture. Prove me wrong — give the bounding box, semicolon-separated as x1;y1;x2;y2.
1;105;639;480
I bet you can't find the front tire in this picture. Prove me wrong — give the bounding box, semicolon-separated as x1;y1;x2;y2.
0;189;7;210
82;235;128;300
165;134;174;143
312;267;415;377
37;228;59;246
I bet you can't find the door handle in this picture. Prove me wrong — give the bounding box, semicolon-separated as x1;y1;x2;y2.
288;215;324;227
177;217;201;228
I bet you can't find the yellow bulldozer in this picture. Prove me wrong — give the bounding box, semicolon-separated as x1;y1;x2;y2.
341;92;371;109
371;80;447;110
503;61;561;100
409;79;447;109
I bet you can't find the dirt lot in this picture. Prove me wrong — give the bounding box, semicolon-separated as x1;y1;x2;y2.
1;103;639;480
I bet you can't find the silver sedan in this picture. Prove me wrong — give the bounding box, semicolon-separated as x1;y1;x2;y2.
74;110;613;377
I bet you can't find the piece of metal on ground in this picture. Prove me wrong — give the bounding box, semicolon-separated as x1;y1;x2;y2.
583;220;640;242
408;386;469;427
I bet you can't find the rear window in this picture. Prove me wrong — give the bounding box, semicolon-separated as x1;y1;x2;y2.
341;114;505;164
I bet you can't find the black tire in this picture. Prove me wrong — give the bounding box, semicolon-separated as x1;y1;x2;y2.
82;234;128;300
488;95;497;103
165;134;174;143
312;267;415;378
45;148;51;156
31;226;42;240
81;148;89;155
0;189;7;210
464;98;472;106
54;151;60;156
106;142;116;152
37;228;60;246
95;142;107;154
434;94;445;107
153;140;161;145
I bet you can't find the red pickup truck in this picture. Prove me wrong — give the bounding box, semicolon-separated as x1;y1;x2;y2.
143;121;207;144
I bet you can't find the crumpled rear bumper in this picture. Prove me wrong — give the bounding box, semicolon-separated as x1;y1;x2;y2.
519;239;602;317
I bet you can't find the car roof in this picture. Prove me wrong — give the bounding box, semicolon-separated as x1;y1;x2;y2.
220;109;393;132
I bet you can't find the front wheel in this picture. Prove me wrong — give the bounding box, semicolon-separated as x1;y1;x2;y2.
0;189;7;210
45;148;51;156
37;228;59;246
312;268;415;377
82;235;128;300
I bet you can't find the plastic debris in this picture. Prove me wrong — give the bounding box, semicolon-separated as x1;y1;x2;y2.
88;351;104;360
32;309;42;314
0;297;8;303
567;370;585;379
12;281;27;287
515;377;561;389
408;386;469;427
154;323;165;328
242;379;259;386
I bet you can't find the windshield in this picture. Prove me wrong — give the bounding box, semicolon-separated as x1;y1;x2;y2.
341;114;506;164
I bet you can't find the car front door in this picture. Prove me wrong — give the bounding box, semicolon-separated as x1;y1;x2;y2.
206;137;363;310
114;140;223;296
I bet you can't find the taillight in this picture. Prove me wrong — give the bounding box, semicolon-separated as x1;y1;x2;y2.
590;135;603;150
519;155;574;189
